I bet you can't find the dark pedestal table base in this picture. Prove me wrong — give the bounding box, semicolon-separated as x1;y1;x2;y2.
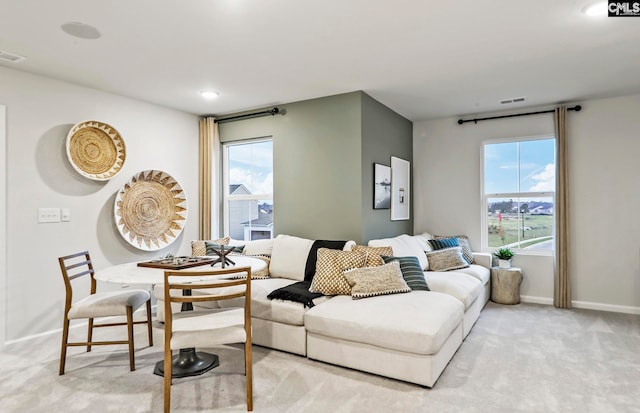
153;348;219;378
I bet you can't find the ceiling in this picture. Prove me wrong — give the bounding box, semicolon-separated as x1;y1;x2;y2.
1;0;639;121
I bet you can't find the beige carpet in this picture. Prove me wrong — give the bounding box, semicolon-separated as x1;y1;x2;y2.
2;302;639;412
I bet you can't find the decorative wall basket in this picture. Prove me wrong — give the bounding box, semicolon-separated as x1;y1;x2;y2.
114;170;187;251
66;120;126;181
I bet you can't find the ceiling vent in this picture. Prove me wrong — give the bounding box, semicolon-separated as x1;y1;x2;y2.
0;49;26;63
500;96;526;105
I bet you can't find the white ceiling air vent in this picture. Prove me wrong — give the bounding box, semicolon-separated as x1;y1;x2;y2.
0;49;26;63
500;96;526;105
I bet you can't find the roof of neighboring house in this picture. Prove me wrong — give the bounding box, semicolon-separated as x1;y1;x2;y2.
230;184;251;195
241;212;273;227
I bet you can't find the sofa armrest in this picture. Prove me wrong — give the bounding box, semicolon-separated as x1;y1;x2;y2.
472;252;492;269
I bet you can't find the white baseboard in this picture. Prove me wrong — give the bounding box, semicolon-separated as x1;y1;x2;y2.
520;295;640;315
520;295;553;305
571;300;640;315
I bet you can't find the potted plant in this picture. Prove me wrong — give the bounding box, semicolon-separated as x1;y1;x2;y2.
494;247;515;269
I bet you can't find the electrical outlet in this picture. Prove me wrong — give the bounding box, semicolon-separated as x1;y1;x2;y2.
38;208;61;223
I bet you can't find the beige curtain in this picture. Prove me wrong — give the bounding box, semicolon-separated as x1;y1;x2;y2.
554;106;571;308
198;117;221;240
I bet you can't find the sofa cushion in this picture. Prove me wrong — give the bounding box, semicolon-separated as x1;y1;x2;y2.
455;264;490;285
228;238;274;256
412;232;434;252
309;249;366;295
269;234;314;281
343;261;410;299
382;256;430;291
434;235;475;264
352;245;393;266
425;271;483;310
304;291;464;355
191;236;230;256
426;247;469;272
218;278;330;326
368;234;428;270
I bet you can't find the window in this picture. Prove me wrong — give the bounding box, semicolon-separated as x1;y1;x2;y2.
222;139;273;241
482;137;555;253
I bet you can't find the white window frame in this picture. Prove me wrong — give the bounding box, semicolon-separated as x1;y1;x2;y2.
480;134;555;256
222;137;273;239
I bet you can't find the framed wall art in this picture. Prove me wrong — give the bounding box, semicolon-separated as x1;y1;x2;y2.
391;156;410;221
373;163;391;209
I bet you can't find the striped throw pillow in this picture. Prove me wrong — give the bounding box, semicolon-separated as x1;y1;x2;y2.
382;256;430;291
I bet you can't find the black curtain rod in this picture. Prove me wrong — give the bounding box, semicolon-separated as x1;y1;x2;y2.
214;107;280;123
457;105;581;125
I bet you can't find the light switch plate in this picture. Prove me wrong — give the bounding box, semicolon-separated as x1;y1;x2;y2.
39;208;61;223
61;208;71;222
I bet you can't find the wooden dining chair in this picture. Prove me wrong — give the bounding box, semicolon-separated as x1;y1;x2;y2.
58;251;153;375
163;267;253;412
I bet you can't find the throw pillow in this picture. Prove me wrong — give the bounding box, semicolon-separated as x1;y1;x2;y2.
343;261;411;299
304;240;348;282
434;235;474;264
428;237;459;250
309;248;367;295
229;255;271;279
382;256;430;291
191;236;230;256
269;234;315;281
426;246;469;272
352;245;394;266
205;242;245;255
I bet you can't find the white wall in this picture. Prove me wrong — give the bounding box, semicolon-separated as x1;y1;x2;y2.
414;94;640;313
1;105;7;346
0;67;200;343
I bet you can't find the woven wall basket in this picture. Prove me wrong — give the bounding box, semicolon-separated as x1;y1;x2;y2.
114;170;187;251
66;120;126;181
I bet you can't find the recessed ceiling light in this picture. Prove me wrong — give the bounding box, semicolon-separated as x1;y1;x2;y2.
60;22;101;39
200;90;220;100
583;1;608;17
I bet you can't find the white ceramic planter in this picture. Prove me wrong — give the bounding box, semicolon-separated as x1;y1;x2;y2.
498;259;511;269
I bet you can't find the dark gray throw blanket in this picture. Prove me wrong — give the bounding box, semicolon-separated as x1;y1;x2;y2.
267;280;323;308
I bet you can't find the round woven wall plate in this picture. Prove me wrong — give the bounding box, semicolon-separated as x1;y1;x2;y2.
66;120;126;181
114;170;187;251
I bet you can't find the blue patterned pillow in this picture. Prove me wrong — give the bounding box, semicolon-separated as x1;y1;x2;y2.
429;237;459;250
382;256;430;291
205;242;245;255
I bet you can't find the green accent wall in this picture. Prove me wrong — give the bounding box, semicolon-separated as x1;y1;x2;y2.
360;92;413;242
219;91;412;243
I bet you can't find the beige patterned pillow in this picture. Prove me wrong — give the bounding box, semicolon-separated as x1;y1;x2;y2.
343;261;411;299
426;246;469;272
309;248;366;295
230;255;271;279
191;237;230;256
352;245;393;266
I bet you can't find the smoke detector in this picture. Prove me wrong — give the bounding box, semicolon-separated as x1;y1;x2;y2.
499;96;526;105
0;49;26;63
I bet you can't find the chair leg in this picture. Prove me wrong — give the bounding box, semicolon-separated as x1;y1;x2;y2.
87;317;94;352
164;350;172;413
146;300;154;346
245;340;253;411
59;317;70;375
126;306;135;371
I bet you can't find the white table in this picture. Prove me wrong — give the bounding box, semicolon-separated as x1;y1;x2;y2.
94;255;267;378
94;255;267;285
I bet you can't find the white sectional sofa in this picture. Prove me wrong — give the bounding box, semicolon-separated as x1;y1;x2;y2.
156;233;491;387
